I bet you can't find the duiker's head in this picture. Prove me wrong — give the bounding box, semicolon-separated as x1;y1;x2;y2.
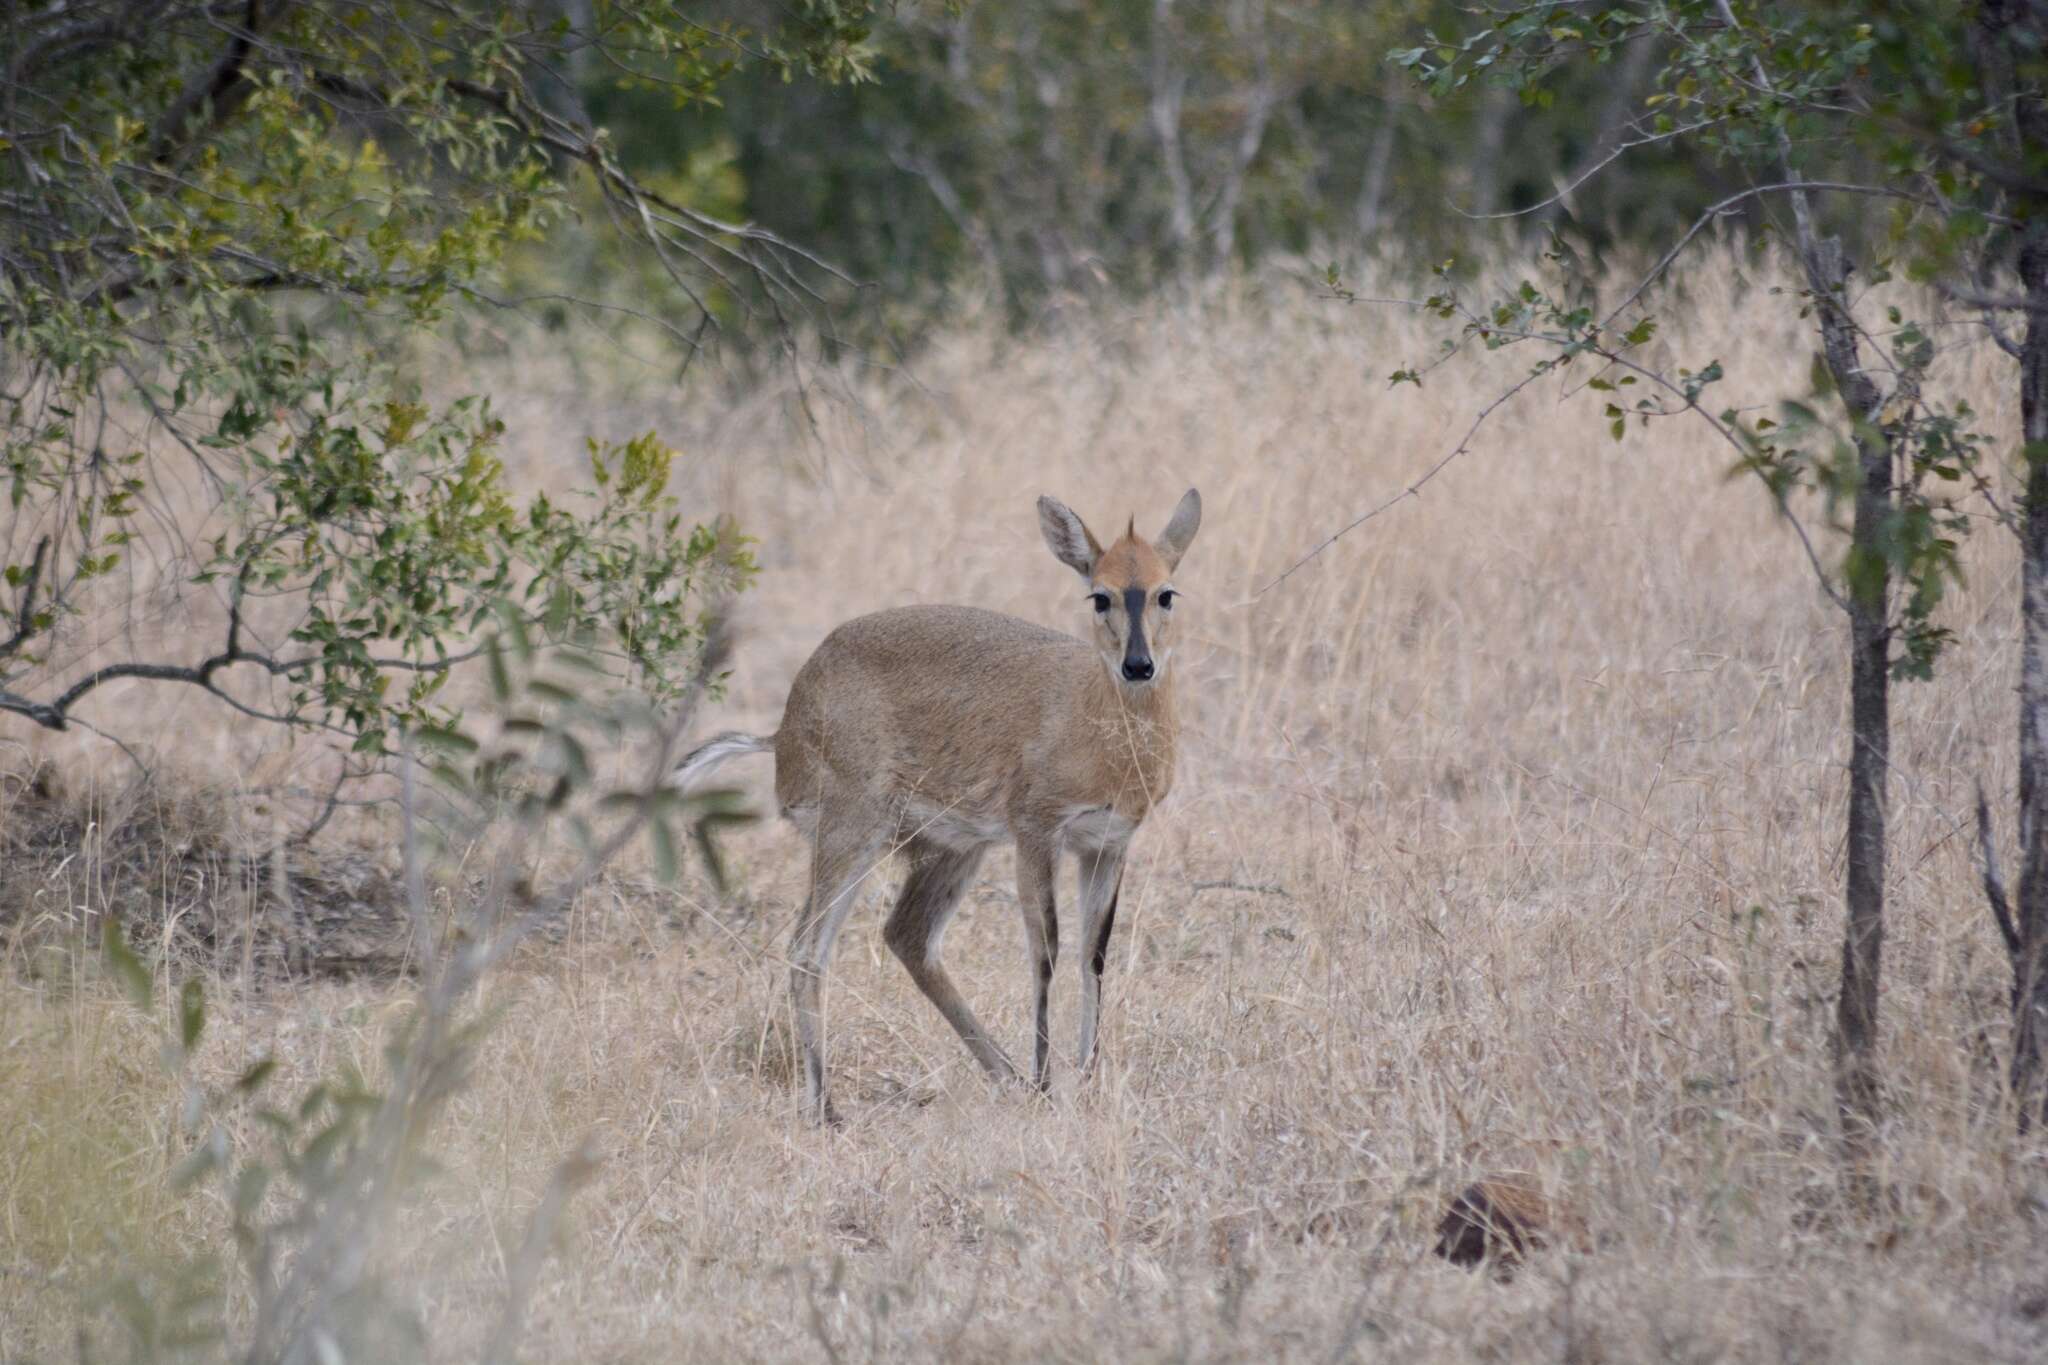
1037;489;1201;689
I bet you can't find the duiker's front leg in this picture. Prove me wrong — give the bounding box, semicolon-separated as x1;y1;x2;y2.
1015;837;1059;1091
1074;843;1127;1076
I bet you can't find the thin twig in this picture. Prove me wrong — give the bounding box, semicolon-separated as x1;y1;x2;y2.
1458;116;1729;221
1600;180;1978;332
1977;780;2023;959
1191;879;1291;897
1253;366;1548;597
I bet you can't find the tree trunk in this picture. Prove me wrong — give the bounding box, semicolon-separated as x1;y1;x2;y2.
2011;220;2048;1129
1354;101;1397;241
1208;0;1275;266
1468;88;1511;217
1971;0;2048;1132
1148;0;1196;275
1839;423;1891;1148
1538;38;1657;228
1801;231;1892;1152
1709;0;1898;1152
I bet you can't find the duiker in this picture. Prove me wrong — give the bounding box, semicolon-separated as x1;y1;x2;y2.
675;489;1201;1124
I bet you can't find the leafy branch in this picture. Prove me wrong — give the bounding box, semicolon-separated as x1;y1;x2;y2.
2;1;856;788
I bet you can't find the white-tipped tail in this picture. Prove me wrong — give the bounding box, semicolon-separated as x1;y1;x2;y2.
669;730;774;792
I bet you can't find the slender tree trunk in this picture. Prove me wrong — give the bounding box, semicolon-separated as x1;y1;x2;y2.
1717;0;1897;1151
1840;417;1891;1147
2003;4;2048;1133
1149;0;1196;275
1354;101;1397;241
1972;0;2048;1132
2012;223;2048;1128
1538;38;1657;227
1209;0;1275;266
1799;227;1892;1153
884;132;1002;296
527;0;595;154
1468;88;1511;217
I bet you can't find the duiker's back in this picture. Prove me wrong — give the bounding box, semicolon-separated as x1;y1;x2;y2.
774;604;1094;820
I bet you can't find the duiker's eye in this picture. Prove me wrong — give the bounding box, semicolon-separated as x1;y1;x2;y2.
1157;589;1177;610
1089;592;1112;614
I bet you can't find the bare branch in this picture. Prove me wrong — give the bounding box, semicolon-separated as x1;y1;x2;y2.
1984;311;2027;358
1253;365;1549;597
1459;116;1729;222
146;0;270;170
1;590;484;735
1600;180;1985;332
1937;282;2048;314
1978;780;2023;959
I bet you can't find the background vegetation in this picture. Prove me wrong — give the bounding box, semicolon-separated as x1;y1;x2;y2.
7;2;2048;1361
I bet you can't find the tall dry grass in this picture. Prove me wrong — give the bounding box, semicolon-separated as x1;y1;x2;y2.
5;246;2047;1360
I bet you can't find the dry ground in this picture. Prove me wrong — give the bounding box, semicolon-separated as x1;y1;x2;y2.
7;249;2048;1361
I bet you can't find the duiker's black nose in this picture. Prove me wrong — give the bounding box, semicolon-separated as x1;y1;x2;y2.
1122;657;1155;682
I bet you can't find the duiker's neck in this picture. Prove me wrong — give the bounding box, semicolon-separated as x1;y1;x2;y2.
1082;664;1178;730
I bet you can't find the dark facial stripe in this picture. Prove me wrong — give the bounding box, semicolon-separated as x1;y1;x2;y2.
1122;586;1150;669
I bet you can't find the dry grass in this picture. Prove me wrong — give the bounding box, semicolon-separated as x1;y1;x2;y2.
7;247;2048;1360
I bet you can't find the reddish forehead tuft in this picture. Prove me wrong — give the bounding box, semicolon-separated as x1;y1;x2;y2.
1093;532;1168;588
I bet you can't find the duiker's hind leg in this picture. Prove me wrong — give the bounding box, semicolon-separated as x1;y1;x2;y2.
882;839;1018;1084
789;815;884;1126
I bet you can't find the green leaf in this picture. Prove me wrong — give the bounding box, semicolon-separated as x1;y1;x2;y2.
179;978;206;1052
544;583;575;637
486;634;511;702
232;1163;273;1222
649;816;679;884
1809;352;1837;398
1845;543;1887;605
170;1134;224;1190
414;724;478;754
103;918;152;1011
556;731;590;785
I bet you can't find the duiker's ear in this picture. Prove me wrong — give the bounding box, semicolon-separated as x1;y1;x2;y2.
1038;495;1104;579
1154;488;1202;571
